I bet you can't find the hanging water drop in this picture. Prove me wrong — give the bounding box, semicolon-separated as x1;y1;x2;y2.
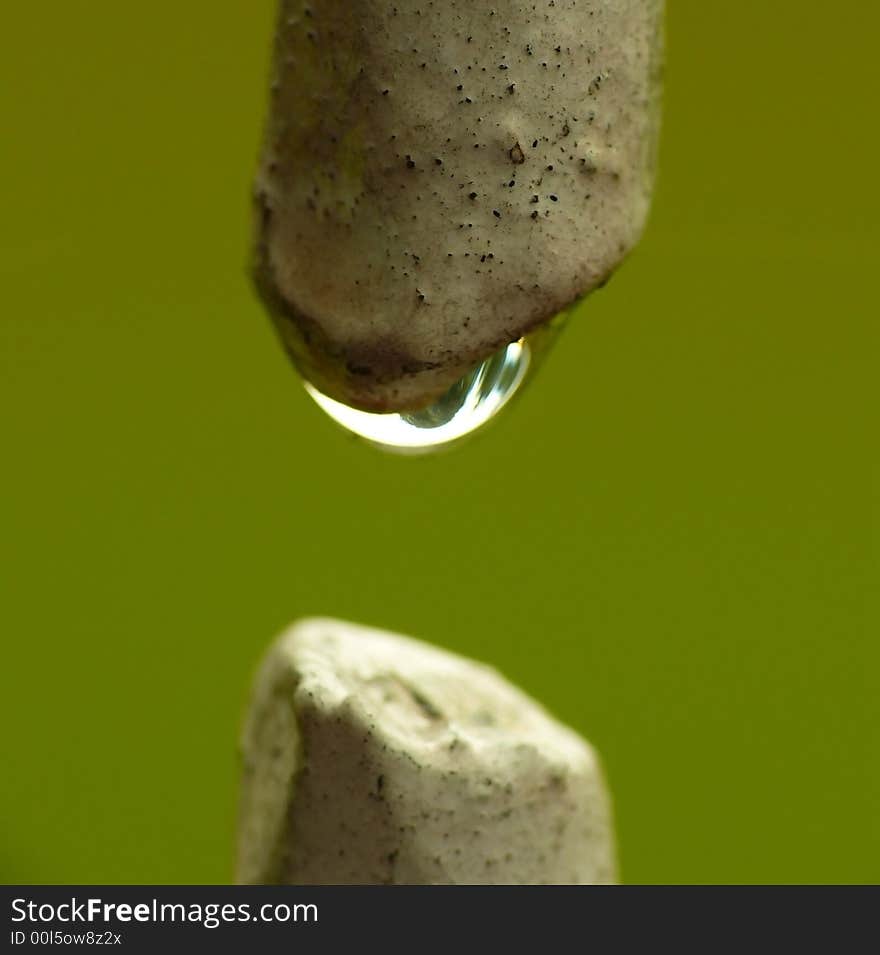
305;339;530;454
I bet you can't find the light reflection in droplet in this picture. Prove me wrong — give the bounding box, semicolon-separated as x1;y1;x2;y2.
304;339;530;454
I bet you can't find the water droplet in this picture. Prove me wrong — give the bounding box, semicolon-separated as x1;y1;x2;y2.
305;339;530;454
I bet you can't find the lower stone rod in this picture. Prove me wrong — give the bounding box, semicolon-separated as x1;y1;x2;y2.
236;618;616;884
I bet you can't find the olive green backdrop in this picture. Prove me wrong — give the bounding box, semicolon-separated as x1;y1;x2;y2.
1;1;876;884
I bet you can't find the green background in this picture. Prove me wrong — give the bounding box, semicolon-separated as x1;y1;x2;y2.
1;1;876;884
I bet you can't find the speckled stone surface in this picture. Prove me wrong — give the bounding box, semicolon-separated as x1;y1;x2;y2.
254;0;664;411
237;618;616;885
